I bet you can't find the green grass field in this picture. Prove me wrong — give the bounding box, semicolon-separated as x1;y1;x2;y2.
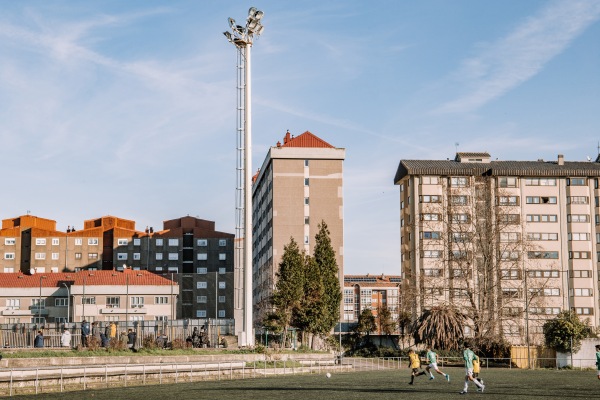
11;367;600;400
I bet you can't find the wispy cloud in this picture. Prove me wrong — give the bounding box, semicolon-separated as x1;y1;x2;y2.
435;0;600;114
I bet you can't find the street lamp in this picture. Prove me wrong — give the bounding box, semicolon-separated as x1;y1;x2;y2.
62;282;70;326
38;275;46;325
224;6;264;347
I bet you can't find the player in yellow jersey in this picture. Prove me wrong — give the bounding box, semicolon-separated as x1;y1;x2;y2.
472;354;484;390
408;348;426;385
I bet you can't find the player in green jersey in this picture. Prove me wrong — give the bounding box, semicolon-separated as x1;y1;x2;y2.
460;342;485;394
424;346;450;382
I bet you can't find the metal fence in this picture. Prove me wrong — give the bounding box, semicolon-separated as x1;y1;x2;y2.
0;319;235;349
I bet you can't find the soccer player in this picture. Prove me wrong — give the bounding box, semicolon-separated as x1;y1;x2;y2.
460;342;485;394
473;353;484;390
595;344;600;380
424;346;450;382
408;348;426;385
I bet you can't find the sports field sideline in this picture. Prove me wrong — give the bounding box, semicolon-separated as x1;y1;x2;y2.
10;367;599;400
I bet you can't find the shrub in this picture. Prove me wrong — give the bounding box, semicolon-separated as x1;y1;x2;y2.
170;338;189;350
108;336;128;352
143;334;158;350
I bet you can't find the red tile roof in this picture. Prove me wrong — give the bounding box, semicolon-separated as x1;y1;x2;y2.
280;131;334;148
0;270;176;288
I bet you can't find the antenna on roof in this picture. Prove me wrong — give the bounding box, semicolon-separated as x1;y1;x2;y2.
455;142;459;153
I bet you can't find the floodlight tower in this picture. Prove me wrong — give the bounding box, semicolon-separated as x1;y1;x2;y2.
224;7;264;347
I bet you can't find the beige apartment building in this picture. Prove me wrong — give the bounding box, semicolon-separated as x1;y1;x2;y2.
394;152;600;345
252;131;345;323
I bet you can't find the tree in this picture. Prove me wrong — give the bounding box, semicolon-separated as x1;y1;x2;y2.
397;310;412;348
313;221;342;334
353;308;376;347
292;254;326;346
412;305;466;350
543;310;590;353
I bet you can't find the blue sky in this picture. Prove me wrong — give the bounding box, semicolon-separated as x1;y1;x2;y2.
0;1;599;275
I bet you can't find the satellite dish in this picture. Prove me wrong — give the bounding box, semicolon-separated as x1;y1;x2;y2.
123;264;127;269
587;156;592;162
29;268;35;275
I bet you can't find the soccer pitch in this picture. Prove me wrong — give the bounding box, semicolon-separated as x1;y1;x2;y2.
11;367;599;400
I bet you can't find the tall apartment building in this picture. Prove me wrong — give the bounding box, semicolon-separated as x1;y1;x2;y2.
251;131;345;323
343;274;401;334
394;152;600;345
0;214;234;321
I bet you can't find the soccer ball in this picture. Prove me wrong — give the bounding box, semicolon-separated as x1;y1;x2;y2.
326;372;331;378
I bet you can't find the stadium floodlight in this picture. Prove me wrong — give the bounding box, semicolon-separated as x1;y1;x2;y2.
224;7;264;348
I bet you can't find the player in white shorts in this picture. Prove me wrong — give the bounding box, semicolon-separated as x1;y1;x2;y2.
424;346;450;382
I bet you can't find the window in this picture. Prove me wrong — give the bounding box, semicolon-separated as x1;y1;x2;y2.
423;269;442;277
197;253;208;261
451;269;470;278
497;196;519;206
525;178;556;186
75;238;82;245
450;213;469;224
52;253;59;260
304;216;310;225
452;232;469;243
155;238;163;246
526;214;557;222
421;213;440;221
168;239;179;246
218;253;226;261
529;307;561;315
4;238;15;245
423;288;443;295
502;288;521;298
3;267;14;272
82;297;96;305
568;214;589;223
117;253;127;260
568;178;587;186
500;251;519;260
218;296;226;303
498;177;518;188
304;236;309;245
502;307;522;317
35;253;46;260
421;250;442;258
197;282;207;289
569;251;590;259
218;282;226;289
304;197;309;205
567;196;589;204
197;239;207;246
451;288;469;298
499;214;520;224
571;270;591;278
451;195;469;205
219;239;227;246
35;238;46;245
88;253;99;259
304;178;309;186
527;232;558;241
131;297;144;307
528;251;559;259
500;232;520;242
75;253;82;260
197;267;207;274
88;238;98;245
197;296;207;303
574;307;593;315
422;176;439;185
155;316;168;322
526;196;557;204
304;159;309;167
218;310;226;318
106;297;120;308
528;270;560;278
115;239;127;246
31;317;46;324
6;299;20;309
219;267;226;274
4;253;15;260
571;288;593;297
451;250;468;259
52;238;59;246
133;253;141;260
422;231;441;239
450;177;468;187
155;296;168;304
569;233;590;241
420;195;441;203
133;238;141;246
501;270;521;280
529;288;560;296
168;253;179;260
156;253;163;260
196;310;207;318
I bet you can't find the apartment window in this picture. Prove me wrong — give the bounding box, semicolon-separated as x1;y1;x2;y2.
567;178;587;186
51;253;59;260
36;238;46;245
571;270;591;278
4;238;15;245
451;250;468;259
304;178;309;186
500;232;520;242
451;195;469;205
421;213;440;221
196;310;207;318
197;239;208;246
219;239;227;246
168;239;179;246
106;297;120;308
452;232;469;243
117;239;128;246
526;214;557;222
569;251;590;259
525;178;556;186
197;282;207;289
35;253;46;260
451;289;469;298
74;253;82;260
422;176;439;185
218;310;226;318
4;253;15;260
88;253;98;259
73;238;82;246
420;195;441;203
568;214;589;223
168;253;178;260
423;288;443;295
197;267;207;274
117;253;127;260
528;251;559;259
498;177;518;188
527;232;558;241
529;288;560;297
501;270;521;280
422;231;441;239
568;233;589;241
133;238;141;246
218;282;226;289
567;196;589;205
502;288;521;299
423;269;442;277
155;296;168;304
197;296;207;303
529;307;561;315
497;196;519;206
131;297;144;307
82;297;96;305
502;307;523;317
450;213;469;224
421;250;442;258
451;269;470;278
573;307;593;315
156;238;163;246
3;267;14;272
197;253;208;261
500;251;519;260
526;196;557;204
304;197;309;205
156;253;163;260
499;214;520;224
133;253;140;260
219;253;226;261
88;238;98;245
400;184;404;192
218;296;226;303
219;267;226;274
155;316;168;322
304;236;309;245
52;238;59;246
571;288;593;297
304;159;309;167
6;299;20;309
450;177;468;187
528;270;560;278
304;216;310;225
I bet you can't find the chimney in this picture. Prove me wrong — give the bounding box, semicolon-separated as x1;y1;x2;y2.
283;130;291;144
558;154;564;166
276;141;281;147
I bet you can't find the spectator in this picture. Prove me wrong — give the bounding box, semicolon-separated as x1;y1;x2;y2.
100;333;109;347
61;328;71;348
34;331;44;348
127;328;137;350
109;322;117;339
92;322;101;343
81;320;90;347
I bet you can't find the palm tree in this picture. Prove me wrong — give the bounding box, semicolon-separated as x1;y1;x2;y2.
413;305;466;350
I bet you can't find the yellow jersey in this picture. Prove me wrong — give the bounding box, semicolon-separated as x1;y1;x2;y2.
473;358;480;373
409;352;420;369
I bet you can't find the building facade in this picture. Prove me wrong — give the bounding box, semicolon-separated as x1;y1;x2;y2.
0;214;234;321
394;152;600;345
251;131;345;324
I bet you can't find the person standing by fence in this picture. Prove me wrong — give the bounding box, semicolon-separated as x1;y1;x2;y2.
61;328;71;348
34;331;44;348
81;320;90;347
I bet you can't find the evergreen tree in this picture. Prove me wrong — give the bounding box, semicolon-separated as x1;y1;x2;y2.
543;310;591;353
292;254;326;345
313;221;342;334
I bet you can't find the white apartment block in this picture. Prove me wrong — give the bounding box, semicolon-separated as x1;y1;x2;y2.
394;152;600;345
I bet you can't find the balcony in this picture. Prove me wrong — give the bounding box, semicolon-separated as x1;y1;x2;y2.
100;307;147;315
